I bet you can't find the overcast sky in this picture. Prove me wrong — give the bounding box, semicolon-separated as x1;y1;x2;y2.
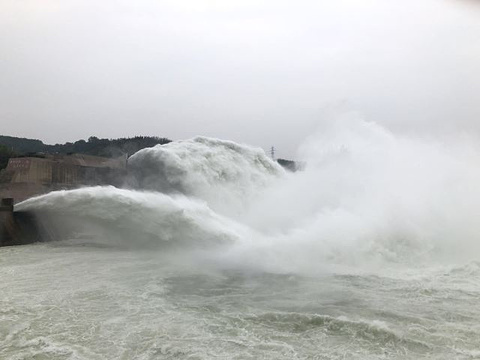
1;0;479;158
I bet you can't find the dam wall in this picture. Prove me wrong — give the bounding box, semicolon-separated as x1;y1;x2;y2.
0;153;127;203
0;153;128;246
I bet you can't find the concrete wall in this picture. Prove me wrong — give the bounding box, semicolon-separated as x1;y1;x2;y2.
0;154;128;203
8;157;55;183
0;154;129;246
51;162;80;185
8;157;79;185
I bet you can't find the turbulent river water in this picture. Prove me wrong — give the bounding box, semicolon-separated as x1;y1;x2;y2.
2;119;480;359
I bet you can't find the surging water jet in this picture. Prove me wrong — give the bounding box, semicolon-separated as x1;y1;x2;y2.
11;119;480;274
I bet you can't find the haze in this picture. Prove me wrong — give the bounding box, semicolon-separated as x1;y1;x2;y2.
1;0;479;158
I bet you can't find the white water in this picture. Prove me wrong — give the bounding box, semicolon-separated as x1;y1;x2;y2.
3;118;480;359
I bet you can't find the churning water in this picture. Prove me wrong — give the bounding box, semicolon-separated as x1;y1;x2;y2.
2;118;480;359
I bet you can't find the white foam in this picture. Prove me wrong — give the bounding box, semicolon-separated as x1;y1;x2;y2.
128;136;284;216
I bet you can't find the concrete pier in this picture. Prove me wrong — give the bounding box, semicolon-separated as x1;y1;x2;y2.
0;198;14;246
0;198;45;246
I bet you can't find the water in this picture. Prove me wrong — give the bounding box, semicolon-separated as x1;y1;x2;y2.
2;120;480;359
2;244;480;359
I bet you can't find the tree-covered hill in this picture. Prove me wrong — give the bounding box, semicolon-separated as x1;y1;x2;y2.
0;135;172;169
0;135;171;156
0;136;45;154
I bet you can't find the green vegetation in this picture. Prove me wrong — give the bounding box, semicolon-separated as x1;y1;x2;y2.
47;136;172;157
0;136;44;154
0;135;172;170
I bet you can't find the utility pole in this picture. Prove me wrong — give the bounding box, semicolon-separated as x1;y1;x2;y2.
270;146;275;161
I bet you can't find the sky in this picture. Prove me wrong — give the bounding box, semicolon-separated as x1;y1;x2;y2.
1;0;479;158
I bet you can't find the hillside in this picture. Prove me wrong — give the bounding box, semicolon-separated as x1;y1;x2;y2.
0;135;298;172
0;135;172;170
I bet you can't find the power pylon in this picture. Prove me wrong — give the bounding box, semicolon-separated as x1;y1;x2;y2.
270;146;275;160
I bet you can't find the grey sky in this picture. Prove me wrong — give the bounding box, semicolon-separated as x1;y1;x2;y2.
1;0;479;158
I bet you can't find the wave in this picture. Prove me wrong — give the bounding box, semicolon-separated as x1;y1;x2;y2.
247;312;432;351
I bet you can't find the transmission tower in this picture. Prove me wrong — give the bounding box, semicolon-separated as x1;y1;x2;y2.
270;146;275;160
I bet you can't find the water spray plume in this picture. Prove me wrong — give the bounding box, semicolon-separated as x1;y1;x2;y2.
17;115;480;274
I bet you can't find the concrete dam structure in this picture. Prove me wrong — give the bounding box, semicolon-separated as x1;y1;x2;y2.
0;153;127;203
0;153;128;246
0;146;297;247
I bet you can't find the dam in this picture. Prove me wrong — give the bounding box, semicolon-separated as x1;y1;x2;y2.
0;146;299;247
0;153;128;246
0;153;127;204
